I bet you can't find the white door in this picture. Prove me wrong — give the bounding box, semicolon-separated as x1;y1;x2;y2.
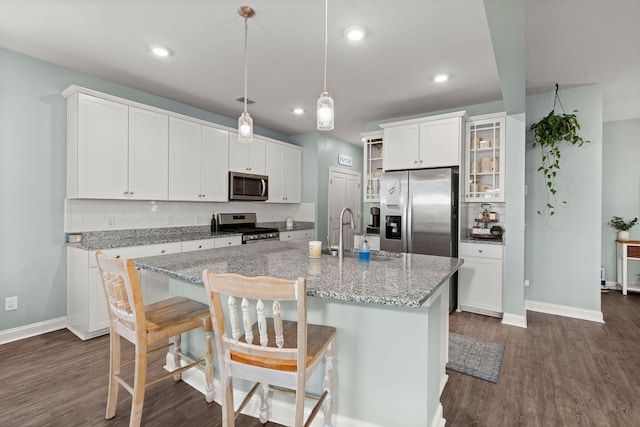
328;167;361;248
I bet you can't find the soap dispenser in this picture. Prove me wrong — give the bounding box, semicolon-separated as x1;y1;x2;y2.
358;234;370;262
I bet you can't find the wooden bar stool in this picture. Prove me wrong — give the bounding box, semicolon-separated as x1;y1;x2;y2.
202;269;336;427
95;251;214;427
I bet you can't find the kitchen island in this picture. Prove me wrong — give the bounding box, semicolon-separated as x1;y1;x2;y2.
134;240;462;427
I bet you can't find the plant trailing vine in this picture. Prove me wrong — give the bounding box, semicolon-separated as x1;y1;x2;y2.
530;84;589;217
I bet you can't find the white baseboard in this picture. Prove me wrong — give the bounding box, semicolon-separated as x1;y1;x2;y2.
525;300;604;323
501;312;527;328
605;280;619;290
430;403;445;427
169;354;381;427
0;317;67;345
440;373;448;395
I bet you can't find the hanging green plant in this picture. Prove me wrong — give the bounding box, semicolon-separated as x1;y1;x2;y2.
530;84;589;217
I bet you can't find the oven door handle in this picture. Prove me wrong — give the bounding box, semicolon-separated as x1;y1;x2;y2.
260;179;266;197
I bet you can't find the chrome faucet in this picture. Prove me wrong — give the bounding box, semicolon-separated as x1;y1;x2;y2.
338;207;356;259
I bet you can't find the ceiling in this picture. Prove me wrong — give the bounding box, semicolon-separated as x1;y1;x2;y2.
0;0;638;145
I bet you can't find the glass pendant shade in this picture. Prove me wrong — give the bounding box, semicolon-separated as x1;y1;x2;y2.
238;111;253;142
317;91;334;130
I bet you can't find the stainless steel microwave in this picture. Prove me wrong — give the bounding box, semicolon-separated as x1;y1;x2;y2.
229;172;269;201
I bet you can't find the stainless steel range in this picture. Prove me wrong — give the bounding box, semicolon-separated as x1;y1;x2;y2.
217;213;279;244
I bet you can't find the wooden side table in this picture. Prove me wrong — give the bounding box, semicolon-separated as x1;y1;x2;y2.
616;240;640;295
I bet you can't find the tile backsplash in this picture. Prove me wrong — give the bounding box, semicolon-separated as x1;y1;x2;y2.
65;199;315;232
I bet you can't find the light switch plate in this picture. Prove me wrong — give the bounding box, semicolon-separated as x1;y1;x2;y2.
5;296;18;311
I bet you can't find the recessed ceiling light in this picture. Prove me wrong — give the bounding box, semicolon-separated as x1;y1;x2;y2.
344;26;366;41
149;44;172;57
292;107;305;115
433;73;449;83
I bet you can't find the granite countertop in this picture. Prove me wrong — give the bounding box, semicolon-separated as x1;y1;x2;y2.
133;240;462;308
460;236;505;245
66;222;315;251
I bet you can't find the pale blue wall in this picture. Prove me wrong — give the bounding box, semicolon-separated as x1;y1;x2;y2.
290;132;363;243
503;114;526;318
0;47;292;332
317;134;363;245
601;118;640;282
366;85;606;316
525;85;603;311
290;132;319;206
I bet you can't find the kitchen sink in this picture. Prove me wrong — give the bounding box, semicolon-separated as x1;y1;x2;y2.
322;248;401;262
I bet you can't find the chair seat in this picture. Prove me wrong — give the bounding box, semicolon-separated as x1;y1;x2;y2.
145;296;211;332
231;319;336;371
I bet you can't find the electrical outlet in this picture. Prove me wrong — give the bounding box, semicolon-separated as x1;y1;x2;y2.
524;279;530;288
5;296;18;311
106;216;116;228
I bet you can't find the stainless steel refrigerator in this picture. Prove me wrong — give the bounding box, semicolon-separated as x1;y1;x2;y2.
380;168;459;311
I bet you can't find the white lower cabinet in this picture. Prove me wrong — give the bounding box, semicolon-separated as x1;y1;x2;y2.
279;229;315;242
458;242;503;317
67;236;242;340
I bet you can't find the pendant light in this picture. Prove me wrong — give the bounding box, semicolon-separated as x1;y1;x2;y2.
238;6;254;142
317;0;334;130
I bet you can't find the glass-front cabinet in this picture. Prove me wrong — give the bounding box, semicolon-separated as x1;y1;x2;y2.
464;113;506;202
362;131;383;202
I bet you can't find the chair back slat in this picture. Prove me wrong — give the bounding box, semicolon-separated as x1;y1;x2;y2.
96;251;145;334
202;270;306;365
257;299;268;347
273;300;284;350
241;297;254;344
228;296;241;341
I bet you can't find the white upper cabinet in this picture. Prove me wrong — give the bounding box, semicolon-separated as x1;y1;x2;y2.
362;131;384;202
381;111;466;171
464;113;506;202
169;117;228;201
128;107;169;200
72;94;129;199
419;118;461;168
67;93;169;200
202;125;229;202
266;141;302;203
229;134;266;175
64;86;301;203
382;124;419;170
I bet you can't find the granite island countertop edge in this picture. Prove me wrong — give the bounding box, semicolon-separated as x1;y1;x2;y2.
133;241;462;309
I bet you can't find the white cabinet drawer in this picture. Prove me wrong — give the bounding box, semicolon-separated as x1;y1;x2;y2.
280;229;314;241
182;239;216;252
89;242;182;267
214;236;242;248
459;242;503;259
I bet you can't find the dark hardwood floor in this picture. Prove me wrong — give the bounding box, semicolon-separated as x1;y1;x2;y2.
1;291;638;426
443;290;640;427
0;329;283;427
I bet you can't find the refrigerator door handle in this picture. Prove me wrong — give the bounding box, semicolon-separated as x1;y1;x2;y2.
406;191;413;253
